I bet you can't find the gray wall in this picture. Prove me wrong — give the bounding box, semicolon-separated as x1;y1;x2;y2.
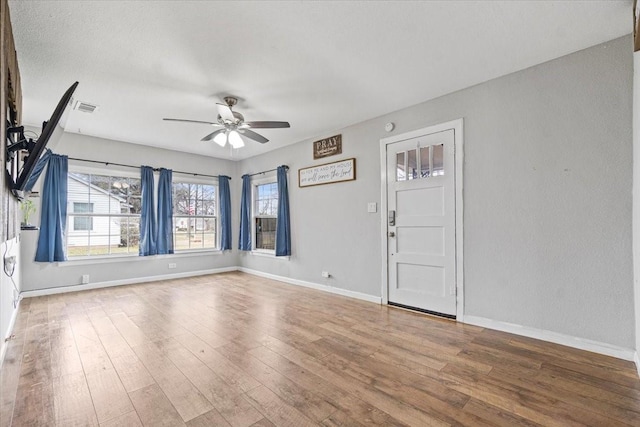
21;133;239;291
18;36;635;351
239;36;635;349
634;50;640;363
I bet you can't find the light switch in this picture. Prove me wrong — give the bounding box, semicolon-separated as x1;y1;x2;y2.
367;202;377;213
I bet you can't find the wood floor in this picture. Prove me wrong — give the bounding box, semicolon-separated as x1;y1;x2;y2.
1;272;639;426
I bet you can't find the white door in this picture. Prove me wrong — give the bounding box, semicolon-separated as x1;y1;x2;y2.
386;129;456;316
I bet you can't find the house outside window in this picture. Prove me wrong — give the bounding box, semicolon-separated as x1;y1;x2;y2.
172;182;217;251
253;180;278;251
67;172;141;257
73;202;94;231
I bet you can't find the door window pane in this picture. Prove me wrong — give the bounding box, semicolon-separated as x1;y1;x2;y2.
432;144;444;176
420;146;430;178
396;152;406;181
407;149;417;180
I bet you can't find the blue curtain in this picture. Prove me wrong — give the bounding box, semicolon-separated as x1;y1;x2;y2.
24;149;52;192
156;168;173;255
219;175;232;250
238;174;251;251
275;165;291;256
35;154;68;262
139;166;157;256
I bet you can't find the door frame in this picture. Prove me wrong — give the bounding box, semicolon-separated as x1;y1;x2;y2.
379;118;464;320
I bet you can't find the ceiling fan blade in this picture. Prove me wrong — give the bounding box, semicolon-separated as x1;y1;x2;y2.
241;129;269;144
245;121;290;129
216;103;236;122
163;118;220;126
201;128;227;142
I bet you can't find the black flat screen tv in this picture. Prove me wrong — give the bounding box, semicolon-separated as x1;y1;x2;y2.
12;81;78;198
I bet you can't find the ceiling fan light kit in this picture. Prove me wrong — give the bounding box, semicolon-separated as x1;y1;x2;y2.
163;96;290;148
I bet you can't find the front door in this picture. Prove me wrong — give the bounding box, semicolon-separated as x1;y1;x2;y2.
386;129;456;316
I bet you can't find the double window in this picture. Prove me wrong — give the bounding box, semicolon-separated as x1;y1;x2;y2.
172;182;217;251
67;173;141;257
67;171;220;258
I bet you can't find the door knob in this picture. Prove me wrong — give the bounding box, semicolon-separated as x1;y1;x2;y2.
388;231;395;237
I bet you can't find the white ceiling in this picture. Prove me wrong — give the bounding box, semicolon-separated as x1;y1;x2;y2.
8;1;632;161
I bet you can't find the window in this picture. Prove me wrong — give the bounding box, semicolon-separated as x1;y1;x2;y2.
172;182;217;251
396;143;444;181
253;181;278;251
73;203;94;231
67;173;141;257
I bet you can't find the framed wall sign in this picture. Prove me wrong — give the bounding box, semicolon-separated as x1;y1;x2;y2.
313;134;342;159
299;158;356;188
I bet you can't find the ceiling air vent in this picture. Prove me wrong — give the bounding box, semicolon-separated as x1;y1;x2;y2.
74;101;98;113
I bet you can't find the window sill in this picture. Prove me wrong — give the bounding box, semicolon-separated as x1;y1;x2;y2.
248;250;290;260
60;249;224;267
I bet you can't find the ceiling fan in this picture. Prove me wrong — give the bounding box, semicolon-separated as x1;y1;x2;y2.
163;96;290;148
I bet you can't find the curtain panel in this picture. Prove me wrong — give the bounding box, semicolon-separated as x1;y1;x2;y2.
218;175;232;250
156;168;173;255
275;165;291;256
35;153;68;262
238;174;252;251
139;165;157;256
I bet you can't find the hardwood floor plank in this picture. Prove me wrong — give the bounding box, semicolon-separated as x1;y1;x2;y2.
173;332;262;394
99;410;143;427
131;340;213;422
2;272;639;427
52;371;99;426
215;342;339;422
9;380;55;426
85;368;134;424
248;345;408;426
244;385;318;427
153;337;264;427
95;332;155;393
186;408;232;427
129;383;185;427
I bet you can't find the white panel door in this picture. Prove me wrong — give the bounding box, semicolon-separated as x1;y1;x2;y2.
387;129;456;316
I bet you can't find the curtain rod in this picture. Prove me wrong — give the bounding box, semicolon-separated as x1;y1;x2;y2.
246;165;289;177
66;157;226;179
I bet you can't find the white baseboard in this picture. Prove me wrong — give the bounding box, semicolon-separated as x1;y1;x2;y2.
0;298;21;369
464;315;636;362
634;351;640;378
238;267;382;305
21;267;238;298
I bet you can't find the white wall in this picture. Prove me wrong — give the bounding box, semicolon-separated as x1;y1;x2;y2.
21;133;238;292
239;36;635;350
1;237;20;366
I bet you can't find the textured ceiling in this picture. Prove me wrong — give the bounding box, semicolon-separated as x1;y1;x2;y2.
8;1;632;160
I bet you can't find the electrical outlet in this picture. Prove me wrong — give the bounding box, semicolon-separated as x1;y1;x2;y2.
367;202;377;213
168;263;177;269
81;274;90;284
321;271;330;278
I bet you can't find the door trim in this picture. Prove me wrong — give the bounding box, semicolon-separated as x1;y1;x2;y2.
379;118;464;321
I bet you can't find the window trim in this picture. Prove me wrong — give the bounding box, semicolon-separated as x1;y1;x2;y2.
64;167;224;263
66;171;142;259
251;175;278;255
171;180;220;252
